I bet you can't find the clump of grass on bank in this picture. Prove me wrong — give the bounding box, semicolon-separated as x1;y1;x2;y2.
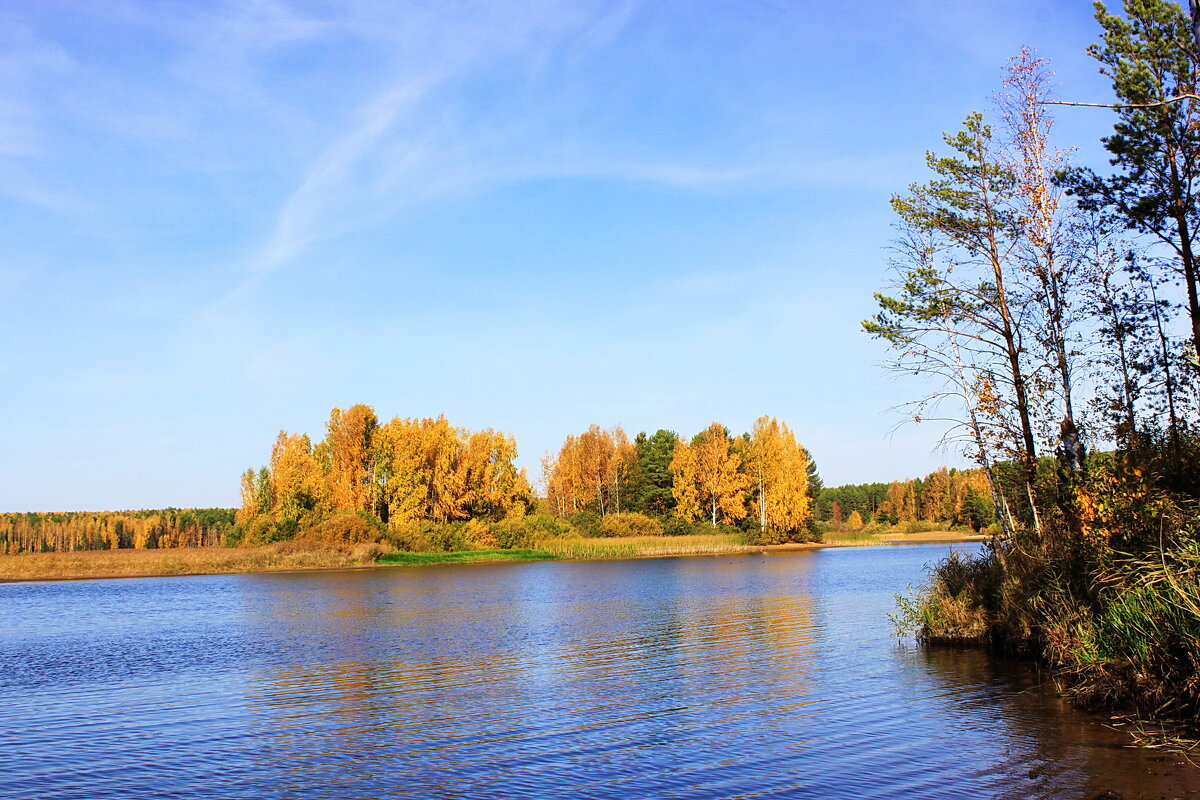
897;439;1200;725
376;548;557;565
893;549;997;644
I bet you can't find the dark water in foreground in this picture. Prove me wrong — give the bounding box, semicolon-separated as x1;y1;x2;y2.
2;544;1198;799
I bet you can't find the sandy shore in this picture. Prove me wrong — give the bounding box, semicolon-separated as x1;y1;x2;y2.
762;532;987;553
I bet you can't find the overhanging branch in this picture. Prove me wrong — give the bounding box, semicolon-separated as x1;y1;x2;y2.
1039;94;1200;110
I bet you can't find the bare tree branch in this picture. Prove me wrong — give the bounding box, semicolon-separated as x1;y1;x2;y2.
1039;94;1200;110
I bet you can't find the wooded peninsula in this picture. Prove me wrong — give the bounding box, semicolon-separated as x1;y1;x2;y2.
1;409;995;560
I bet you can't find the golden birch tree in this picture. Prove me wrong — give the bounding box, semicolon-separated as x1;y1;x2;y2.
269;431;324;521
742;416;811;533
691;422;749;526
324;404;378;513
669;438;702;522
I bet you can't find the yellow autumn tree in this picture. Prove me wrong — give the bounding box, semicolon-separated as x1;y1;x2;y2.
920;467;955;523
685;422;749;526
544;434;583;514
741;416;810;533
543;425;638;517
879;479;917;524
669;438;702;522
269;430;324;523
373;417;426;526
418;415;467;523
458;428;531;520
606;427;638;515
237;468;258;526
323;404;378;513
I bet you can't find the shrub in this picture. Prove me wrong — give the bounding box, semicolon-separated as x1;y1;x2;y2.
893;550;997;644
493;514;576;549
662;518;702;537
243;516;278;547
297;511;385;547
382;522;433;553
223;524;247;547
599;512;664;538
567;511;602;537
900;519;942;535
424;522;472;552
803;517;828;543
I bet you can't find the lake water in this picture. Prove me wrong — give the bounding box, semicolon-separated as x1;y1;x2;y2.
2;544;1198;799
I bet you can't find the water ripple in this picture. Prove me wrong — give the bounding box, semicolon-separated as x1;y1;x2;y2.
2;548;1197;799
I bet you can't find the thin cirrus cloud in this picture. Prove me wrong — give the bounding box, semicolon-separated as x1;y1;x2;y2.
0;0;1125;510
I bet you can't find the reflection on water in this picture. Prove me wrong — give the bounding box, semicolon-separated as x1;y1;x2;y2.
1;546;1197;799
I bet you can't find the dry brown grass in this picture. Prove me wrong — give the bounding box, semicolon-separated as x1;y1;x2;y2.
0;542;385;582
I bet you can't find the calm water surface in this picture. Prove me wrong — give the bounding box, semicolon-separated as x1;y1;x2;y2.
2;544;1198;799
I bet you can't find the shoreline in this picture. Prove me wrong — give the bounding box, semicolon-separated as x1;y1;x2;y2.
0;533;988;584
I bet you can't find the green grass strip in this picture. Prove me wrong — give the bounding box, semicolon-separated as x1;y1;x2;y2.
376;548;559;566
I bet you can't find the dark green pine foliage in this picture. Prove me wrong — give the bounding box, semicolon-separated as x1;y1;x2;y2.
1062;0;1200;356
803;446;823;501
815;483;890;522
961;487;997;531
632;430;678;516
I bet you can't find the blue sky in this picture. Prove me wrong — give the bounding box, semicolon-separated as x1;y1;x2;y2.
1;1;1124;511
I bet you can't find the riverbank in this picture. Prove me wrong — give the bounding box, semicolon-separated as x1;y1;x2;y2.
0;530;987;582
0;541;388;582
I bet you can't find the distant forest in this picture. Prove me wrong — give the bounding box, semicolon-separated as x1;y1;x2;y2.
1;509;235;555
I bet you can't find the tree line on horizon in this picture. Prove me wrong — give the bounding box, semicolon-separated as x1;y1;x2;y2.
0;460;1000;555
815;466;996;532
0;509;235;555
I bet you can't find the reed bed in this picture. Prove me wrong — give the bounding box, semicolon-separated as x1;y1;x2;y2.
0;542;384;582
377;548;557;565
538;533;753;560
823;531;886;546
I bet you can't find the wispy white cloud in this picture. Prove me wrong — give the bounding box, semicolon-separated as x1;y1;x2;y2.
246;73;444;277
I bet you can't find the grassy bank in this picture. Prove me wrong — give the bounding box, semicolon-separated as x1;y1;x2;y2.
902;539;1200;719
0;533;758;581
376;548;558;565
895;444;1200;728
538;533;753;560
0;541;386;582
0;529;994;582
822;528;986;547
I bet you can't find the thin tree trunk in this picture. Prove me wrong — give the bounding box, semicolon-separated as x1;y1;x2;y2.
1168;154;1200;359
950;337;1014;549
1149;279;1183;456
975;126;1040;509
759;476;767;531
1190;0;1200;61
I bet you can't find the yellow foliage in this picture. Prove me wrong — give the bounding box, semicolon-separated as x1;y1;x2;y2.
742;416;810;532
688;422;749;526
543;424;637;516
324;404;378;513
670;438;702;522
